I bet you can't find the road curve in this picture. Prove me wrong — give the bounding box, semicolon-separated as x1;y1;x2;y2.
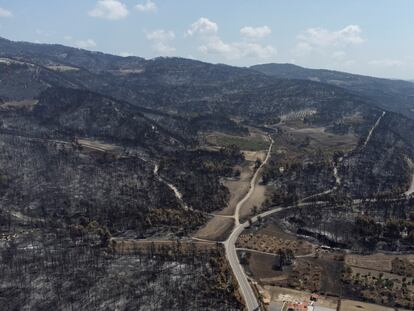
234;137;274;226
224;206;287;311
224;136;274;311
224;135;343;310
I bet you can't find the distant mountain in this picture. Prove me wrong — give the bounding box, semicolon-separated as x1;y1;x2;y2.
0;36;145;72
0;37;381;129
251;63;414;119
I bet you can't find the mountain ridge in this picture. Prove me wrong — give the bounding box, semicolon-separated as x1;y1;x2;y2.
251;62;414;119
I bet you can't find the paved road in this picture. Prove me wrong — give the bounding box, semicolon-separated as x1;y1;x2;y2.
234;137;274;226
213;119;404;310
224;136;274;311
223;135;330;311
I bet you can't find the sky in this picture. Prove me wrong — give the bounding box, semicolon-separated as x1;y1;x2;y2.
0;0;413;79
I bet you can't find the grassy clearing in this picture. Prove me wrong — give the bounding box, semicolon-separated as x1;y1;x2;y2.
345;253;414;272
1;100;38;109
339;299;396;311
207;133;269;151
271;124;358;161
77;139;118;152
47;65;79;72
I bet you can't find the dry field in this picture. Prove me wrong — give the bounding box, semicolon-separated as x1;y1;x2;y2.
192;216;234;241
264;285;338;310
77;139;119;153
349;266;414;287
239;183;269;219
46;64;80;72
274;122;358;159
339;299;402;311
219;161;254;216
237;233;314;256
206;131;269;151
110;238;218;255
345;253;414;272
1;99;38;110
242;252;284;280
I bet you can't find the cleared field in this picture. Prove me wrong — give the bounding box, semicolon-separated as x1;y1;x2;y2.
0;57;31;66
272;123;358;160
77;139;119;152
339;299;395;311
46;64;79;72
259;223;299;241
264;285;338;310
239;183;268;219
1;99;38;109
298;130;356;150
237;232;314;256
110;68;145;75
219;162;255;216
110;238;217;255
193;215;234;241
242;251;283;280
345;253;414;272
243;150;266;162
206;132;269;151
349;266;414;286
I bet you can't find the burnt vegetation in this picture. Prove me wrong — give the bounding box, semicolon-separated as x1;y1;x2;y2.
1;36;414;309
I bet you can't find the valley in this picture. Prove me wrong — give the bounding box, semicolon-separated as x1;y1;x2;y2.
0;35;413;311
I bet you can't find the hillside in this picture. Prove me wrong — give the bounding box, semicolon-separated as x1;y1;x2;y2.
0;37;382;123
1;36;414;310
251;63;414;119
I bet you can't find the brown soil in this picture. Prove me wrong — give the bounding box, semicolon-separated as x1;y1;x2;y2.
237;233;314;256
345;253;414;273
339;299;395;311
240;223;316;256
193;216;234;241
242;251;283;280
265;285;339;310
110;238;217;255
218;162;253;216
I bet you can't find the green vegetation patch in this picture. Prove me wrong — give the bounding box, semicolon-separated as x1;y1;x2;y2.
207;133;268;151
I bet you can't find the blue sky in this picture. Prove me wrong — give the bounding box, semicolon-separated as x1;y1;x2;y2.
0;0;413;79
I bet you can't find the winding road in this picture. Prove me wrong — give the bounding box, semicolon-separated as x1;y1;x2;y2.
222;135;342;310
224;136;274;311
202;115;399;310
234;137;274;226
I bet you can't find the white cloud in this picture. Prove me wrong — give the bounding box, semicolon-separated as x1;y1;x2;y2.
146;29;176;55
75;39;97;49
187;17;218;36
187;18;276;60
119;52;133;57
240;26;271;39
294;42;313;56
35;29;55;37
89;0;129;20
135;0;157;12
369;59;403;67
239;43;276;59
297;25;364;49
0;7;12;17
199;40;276;60
331;50;347;60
